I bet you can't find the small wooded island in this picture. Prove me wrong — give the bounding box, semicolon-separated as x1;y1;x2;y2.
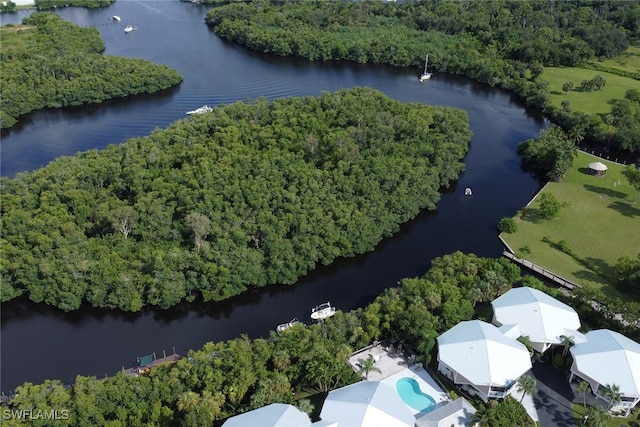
0;12;183;129
0;87;471;311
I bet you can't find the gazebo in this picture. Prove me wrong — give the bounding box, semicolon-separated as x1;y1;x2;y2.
588;161;608;176
569;329;640;417
318;381;414;427
492;286;582;353
437;320;532;401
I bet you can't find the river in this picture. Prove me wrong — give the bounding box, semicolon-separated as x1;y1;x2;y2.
0;0;545;393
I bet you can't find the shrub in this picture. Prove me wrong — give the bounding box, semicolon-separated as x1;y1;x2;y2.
498;217;518;233
553;353;565;369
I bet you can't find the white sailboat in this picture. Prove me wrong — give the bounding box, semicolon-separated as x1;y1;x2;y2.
420;54;433;82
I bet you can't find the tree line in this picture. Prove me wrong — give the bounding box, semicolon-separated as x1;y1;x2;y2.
0;13;183;129
204;0;639;152
0;87;471;311
3;252;637;426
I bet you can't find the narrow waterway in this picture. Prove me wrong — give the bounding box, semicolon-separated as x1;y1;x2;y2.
0;1;545;393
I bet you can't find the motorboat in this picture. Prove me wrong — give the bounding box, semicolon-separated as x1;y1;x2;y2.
112;16;121;22
186;105;213;115
311;302;336;320
276;318;301;333
465;187;472;196
124;25;137;33
420;54;432;82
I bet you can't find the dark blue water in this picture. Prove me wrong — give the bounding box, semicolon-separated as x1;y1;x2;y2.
0;0;545;393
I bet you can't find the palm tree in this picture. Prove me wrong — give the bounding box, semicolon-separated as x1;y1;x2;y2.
517;374;537;403
357;357;382;380
576;380;591;411
585;404;611;427
559;334;575;356
602;383;622;410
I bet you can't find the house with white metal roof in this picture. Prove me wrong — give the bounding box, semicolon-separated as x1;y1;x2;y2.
491;286;581;353
437;320;532;401
317;380;415;427
222;403;311;427
569;329;640;417
415;397;477;427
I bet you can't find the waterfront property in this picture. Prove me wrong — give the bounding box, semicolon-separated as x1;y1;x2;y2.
569;329;640;417
319;381;415;427
437;320;532;401
492;286;582;353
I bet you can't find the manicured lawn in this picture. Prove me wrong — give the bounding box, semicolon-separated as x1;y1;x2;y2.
571;403;640;427
501;151;640;301
542;66;640;115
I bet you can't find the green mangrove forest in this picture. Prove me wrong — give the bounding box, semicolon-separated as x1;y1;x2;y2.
3;252;637;426
0;13;183;129
205;0;640;152
0;87;471;311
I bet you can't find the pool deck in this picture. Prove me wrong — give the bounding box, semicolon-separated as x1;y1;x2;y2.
348;343;449;416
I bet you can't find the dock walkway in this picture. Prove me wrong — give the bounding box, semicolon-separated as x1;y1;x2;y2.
122;353;183;377
501;250;579;291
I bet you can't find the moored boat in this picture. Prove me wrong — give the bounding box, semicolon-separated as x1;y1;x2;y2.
276;318;301;332
186;105;213;115
420;54;433;82
311;302;336;320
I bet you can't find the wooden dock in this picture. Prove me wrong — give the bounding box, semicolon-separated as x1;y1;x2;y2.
122;352;183;377
502;250;579;291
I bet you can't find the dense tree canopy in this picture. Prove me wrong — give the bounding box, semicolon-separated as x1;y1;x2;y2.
5;252;635;426
0;13;183;129
517;125;578;181
33;0;115;9
204;1;640;153
0;87;471;311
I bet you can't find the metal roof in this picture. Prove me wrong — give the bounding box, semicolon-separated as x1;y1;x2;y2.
492;287;580;348
570;329;640;398
319;381;414;427
415;397;477;427
437;320;532;387
222;403;311;427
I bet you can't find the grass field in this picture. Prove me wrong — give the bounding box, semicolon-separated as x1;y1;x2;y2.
542;66;640;115
571;403;640;427
501;151;640;301
588;45;640;76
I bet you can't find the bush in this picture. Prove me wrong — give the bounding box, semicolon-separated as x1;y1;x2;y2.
553;353;565;369
498;217;518;233
538;193;568;219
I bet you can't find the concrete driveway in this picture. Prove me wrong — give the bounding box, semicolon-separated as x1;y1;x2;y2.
530;363;576;427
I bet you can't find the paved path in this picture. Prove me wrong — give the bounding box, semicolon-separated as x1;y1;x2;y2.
530;363;576;427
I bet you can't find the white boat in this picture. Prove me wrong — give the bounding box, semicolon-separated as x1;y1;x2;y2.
276;318;301;333
186;105;213;115
124;25;137;33
465;187;472;196
419;54;432;82
310;302;336;320
112;16;121;22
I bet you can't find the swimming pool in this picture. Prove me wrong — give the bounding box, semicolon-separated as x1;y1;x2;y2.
396;377;437;413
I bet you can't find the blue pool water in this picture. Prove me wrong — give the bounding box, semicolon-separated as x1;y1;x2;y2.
396;377;437;413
